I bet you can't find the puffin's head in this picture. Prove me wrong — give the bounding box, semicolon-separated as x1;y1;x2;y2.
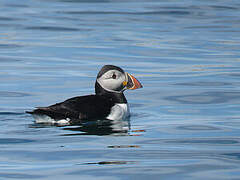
96;65;142;94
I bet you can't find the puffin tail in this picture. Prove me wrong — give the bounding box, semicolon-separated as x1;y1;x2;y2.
26;111;34;114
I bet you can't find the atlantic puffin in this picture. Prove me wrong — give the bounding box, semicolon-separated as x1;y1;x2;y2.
27;65;142;125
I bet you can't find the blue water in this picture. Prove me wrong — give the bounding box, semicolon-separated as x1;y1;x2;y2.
1;0;240;179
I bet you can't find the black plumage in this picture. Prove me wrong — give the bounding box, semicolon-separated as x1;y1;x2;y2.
27;95;115;122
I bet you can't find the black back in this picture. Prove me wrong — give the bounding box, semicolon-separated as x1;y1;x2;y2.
29;95;115;121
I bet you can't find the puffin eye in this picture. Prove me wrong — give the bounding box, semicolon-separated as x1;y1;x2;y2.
112;73;116;79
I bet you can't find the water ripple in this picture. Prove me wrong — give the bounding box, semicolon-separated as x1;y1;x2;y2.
58;10;191;16
0;91;31;97
177;125;220;131
25;26;80;32
0;17;23;21
0;138;34;144
165;139;239;145
0;112;25;116
0;173;43;179
0;44;23;49
165;91;240;104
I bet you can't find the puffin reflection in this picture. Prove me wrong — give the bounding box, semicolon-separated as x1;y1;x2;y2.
62;118;130;136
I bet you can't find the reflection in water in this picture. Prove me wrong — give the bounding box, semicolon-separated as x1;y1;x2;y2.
108;145;140;148
63;118;130;136
82;160;136;165
30;118;131;136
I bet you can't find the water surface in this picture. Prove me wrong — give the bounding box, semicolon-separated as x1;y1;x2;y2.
1;0;240;179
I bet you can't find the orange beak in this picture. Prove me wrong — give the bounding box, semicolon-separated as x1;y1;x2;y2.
125;73;143;90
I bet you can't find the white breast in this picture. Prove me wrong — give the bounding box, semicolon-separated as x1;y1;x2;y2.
106;103;130;121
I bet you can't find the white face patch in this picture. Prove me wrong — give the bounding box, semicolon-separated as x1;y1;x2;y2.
97;70;127;93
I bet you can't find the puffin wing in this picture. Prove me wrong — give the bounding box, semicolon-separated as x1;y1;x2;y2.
27;95;114;121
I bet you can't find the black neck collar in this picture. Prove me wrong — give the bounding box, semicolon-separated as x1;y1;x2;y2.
95;81;127;104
